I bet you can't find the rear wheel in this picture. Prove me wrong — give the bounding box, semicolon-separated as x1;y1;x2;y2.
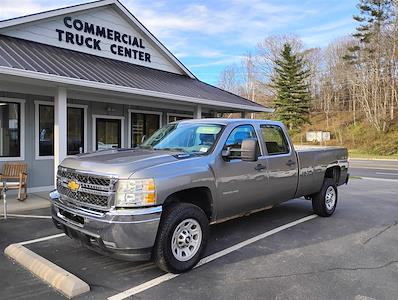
312;178;337;217
153;203;209;273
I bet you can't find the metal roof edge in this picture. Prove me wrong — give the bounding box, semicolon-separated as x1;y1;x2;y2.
197;79;267;111
0;66;273;112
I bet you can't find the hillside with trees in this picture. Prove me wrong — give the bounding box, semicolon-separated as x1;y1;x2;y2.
217;0;398;157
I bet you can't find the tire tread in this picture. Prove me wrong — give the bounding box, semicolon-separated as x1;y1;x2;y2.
153;202;208;273
312;178;337;217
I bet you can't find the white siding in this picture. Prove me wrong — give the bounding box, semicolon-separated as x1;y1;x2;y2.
0;6;182;74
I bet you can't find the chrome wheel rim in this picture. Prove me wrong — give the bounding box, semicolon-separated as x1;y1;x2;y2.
171;218;202;262
325;186;336;211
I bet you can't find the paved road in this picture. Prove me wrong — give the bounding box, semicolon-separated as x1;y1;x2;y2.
1;177;398;300
349;159;398;180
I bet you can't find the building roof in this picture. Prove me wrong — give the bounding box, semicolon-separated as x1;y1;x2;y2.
0;35;271;112
0;0;196;78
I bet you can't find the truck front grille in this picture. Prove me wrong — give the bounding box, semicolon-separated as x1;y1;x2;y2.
56;167;117;210
57;168;111;187
57;185;110;207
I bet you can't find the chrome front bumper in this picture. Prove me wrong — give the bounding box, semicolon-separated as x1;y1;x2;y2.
50;191;162;261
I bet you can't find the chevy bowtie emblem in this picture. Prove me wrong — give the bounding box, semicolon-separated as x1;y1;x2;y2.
67;180;80;192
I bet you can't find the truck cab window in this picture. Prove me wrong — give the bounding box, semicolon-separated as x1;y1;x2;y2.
225;125;258;158
261;125;289;155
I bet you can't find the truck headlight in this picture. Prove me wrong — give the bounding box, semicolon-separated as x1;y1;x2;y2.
115;179;156;207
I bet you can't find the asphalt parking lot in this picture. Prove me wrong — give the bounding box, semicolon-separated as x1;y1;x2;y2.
349;159;398;180
1;176;398;300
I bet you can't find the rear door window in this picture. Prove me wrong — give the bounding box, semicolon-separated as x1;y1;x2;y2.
261;125;290;155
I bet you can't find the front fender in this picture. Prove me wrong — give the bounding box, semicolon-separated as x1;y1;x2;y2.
131;156;218;211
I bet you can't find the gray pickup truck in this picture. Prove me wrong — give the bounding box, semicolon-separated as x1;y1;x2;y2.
50;119;349;273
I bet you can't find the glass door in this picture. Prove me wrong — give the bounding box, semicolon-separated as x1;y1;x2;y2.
67;107;84;155
131;112;160;147
96;118;121;150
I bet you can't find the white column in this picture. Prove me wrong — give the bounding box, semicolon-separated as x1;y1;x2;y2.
54;87;67;186
194;104;202;119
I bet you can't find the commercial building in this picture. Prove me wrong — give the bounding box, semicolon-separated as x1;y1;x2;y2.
0;0;270;191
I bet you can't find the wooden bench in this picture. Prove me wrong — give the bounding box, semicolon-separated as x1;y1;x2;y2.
0;163;28;201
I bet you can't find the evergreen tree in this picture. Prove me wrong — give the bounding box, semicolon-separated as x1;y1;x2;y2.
272;43;311;130
342;0;396;131
344;0;395;62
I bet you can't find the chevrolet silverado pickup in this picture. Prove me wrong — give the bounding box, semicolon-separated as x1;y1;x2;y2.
50;119;349;273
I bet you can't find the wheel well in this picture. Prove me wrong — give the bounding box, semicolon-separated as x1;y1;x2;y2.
325;166;341;184
163;187;213;221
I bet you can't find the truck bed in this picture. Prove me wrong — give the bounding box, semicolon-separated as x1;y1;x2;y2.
294;145;349;198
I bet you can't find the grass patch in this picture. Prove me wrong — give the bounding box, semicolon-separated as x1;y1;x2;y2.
348;150;398;160
290;112;398;159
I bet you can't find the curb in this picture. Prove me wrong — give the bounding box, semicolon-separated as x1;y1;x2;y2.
4;243;90;298
349;158;398;161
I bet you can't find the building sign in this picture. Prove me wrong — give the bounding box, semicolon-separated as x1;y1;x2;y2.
0;6;184;74
306;131;331;142
56;16;151;63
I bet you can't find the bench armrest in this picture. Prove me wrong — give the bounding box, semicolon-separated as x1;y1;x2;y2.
18;172;28;183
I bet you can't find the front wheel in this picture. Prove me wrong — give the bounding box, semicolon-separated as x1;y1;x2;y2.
153;203;209;273
312;178;338;217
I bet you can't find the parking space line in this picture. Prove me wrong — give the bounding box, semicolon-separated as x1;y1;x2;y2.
108;214;317;300
1;214;52;219
19;233;66;246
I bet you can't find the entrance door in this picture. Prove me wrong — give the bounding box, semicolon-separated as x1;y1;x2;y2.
131;112;161;147
95;118;121;150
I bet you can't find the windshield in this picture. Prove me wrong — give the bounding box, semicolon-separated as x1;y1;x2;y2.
141;123;224;155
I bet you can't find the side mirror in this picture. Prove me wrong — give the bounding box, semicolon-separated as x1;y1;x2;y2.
241;139;260;162
221;148;231;160
141;135;147;143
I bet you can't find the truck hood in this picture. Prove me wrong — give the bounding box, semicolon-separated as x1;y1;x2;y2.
60;148;181;178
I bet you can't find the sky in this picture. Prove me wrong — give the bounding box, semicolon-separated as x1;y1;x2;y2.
0;0;358;85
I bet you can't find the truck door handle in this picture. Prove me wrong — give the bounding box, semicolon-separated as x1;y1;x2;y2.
255;164;266;171
286;160;296;167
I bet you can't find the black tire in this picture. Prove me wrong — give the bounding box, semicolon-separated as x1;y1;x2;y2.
312;178;338;217
153;203;209;273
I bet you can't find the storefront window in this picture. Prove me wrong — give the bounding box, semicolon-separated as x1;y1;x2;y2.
39;105;54;156
38;104;85;156
0;102;20;157
131;112;160;147
67;107;84;155
96;118;121;150
168;114;192;123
